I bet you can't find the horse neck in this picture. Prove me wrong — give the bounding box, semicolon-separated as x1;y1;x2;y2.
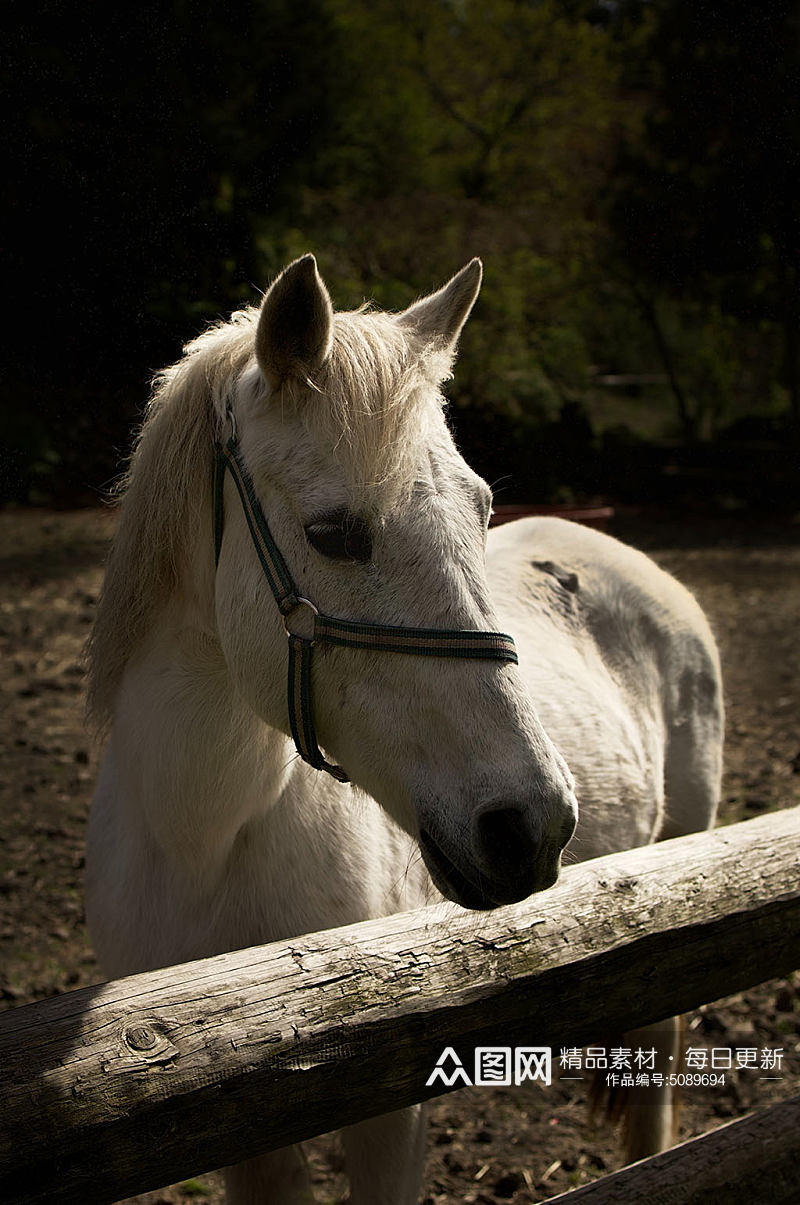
114;502;301;872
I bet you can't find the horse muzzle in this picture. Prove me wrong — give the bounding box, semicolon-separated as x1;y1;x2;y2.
419;796;577;910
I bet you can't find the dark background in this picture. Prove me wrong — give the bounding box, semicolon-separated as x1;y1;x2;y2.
4;0;799;511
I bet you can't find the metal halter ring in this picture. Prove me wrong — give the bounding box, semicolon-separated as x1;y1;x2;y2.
282;597;319;644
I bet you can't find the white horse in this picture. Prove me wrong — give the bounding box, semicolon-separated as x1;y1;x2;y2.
86;255;723;1204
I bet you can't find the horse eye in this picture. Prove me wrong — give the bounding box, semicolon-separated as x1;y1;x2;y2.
305;515;373;563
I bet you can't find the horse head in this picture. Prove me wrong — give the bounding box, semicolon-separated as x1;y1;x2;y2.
213;254;578;908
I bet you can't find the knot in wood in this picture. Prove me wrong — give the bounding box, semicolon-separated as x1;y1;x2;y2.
125;1024;158;1052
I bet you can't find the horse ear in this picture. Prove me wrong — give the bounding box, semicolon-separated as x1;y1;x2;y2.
396;258;483;351
255;254;334;388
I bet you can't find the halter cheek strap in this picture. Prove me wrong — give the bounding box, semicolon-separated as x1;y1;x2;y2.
213;433;518;783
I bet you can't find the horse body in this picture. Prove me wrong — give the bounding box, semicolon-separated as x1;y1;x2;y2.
488;515;722;861
86;256;722;1203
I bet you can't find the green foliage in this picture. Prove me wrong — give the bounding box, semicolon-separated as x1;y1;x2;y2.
4;0;798;505
251;0;623;456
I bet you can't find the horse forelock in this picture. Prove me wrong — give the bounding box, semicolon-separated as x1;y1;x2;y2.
284;307;452;503
87;303;451;730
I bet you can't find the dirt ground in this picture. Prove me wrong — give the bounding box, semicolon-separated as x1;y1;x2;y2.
1;507;798;1204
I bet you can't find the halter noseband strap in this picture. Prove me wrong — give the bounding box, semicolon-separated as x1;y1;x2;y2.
213;431;518;783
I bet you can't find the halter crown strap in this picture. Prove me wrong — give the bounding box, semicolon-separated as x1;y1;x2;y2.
215;440;298;615
214;432;518;783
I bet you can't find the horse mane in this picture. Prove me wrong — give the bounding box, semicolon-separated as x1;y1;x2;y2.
86;303;451;732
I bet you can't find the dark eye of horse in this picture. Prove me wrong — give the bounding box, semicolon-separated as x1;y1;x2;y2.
305;514;373;563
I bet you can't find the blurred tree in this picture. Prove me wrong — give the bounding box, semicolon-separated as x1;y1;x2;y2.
4;0;339;497
610;0;800;439
3;0;797;505
268;0;624;465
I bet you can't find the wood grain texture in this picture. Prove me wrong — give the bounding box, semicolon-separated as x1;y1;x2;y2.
0;808;798;1204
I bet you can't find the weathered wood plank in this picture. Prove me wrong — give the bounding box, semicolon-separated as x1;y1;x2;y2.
544;1093;800;1204
0;808;798;1205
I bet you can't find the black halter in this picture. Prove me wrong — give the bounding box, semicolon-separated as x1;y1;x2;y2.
213;427;518;783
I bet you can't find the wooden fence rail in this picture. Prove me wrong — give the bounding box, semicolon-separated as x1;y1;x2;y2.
545;1092;800;1204
0;807;798;1205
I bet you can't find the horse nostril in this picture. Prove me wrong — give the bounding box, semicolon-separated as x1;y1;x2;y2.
476;806;535;869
